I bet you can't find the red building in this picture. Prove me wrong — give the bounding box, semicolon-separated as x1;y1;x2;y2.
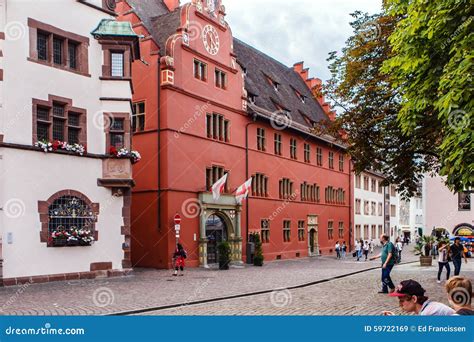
117;0;351;269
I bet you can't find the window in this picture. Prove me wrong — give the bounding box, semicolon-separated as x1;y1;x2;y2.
378;225;383;237
298;221;305;241
111;52;124;77
194;59;207;81
206;165;228;191
371;201;376;216
215;69;227;89
390;204;396;217
355;175;361;189
274;133;282;155
355;225;361;240
378;202;383;216
328;221;334;240
290;138;297;159
458;192;471;211
283;220;291;242
29;18;89;75
390;185;396;197
328;152;334;169
252;173;268;197
304;144;310;163
338;222;344;238
371;179;377;192
109;118;125;148
378;181;383;194
207;113;229;141
48;196;95;247
132;102;146;133
68;42;78;69
53;37;63;65
261;220;270;244
257;128;266;151
355;199;361;214
339;154;344;171
364;201;369;215
364;177;369;190
301;182;320;202
279;178;294;200
364;225;369;238
33;96;85;146
316;147;323;166
37;31;49;61
371;225;376;239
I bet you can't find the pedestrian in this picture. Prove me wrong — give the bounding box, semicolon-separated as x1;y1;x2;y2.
383;280;455;316
437;241;451;284
341;241;347;259
370;234;396;294
172;243;187;276
450;237;468;276
396;238;403;263
363;240;369;261
445;276;473;315
355;239;362;261
369;239;374;254
335;241;341;259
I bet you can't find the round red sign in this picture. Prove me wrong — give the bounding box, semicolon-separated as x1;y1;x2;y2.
174;214;181;225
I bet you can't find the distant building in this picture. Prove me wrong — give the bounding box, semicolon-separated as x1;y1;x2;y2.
424;175;473;239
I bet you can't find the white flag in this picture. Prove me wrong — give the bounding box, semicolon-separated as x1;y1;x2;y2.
235;178;253;204
212;173;228;201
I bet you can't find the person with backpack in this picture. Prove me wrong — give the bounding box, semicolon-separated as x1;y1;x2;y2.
173;243;187;276
370;234;396;294
450;237;468;276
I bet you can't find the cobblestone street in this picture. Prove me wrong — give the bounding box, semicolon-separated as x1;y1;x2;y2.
0;248;471;316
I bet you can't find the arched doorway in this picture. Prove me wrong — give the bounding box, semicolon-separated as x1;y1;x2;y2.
309;229;316;254
205;214;228;265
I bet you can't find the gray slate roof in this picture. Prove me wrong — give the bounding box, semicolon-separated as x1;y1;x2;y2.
128;0;330;130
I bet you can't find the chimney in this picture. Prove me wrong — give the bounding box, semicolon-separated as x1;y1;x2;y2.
164;0;180;11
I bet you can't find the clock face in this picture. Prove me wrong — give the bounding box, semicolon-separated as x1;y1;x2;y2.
202;25;220;55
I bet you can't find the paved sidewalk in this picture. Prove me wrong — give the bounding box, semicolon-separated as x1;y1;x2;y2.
0;248;419;315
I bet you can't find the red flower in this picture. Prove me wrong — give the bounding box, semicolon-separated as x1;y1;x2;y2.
52;140;61;151
109;146;118;156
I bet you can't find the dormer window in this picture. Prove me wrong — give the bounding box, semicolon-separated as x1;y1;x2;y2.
273;81;280;92
300;95;306;103
248;93;257;104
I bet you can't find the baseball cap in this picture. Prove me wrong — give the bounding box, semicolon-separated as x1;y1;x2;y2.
389;280;426;297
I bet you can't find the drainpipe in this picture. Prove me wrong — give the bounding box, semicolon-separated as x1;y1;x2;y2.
157;56;162;234
245;115;257;245
348;159;353;252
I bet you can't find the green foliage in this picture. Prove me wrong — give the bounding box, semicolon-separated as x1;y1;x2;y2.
251;233;264;266
217;241;231;270
414;235;437;256
322;1;473;196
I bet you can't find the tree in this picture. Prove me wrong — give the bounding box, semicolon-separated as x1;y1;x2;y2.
382;0;473;193
321;1;473;196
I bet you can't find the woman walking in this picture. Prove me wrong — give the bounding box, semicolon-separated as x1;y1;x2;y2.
437;241;451;284
355;240;362;261
363;240;370;261
173;243;187;276
341;241;347;259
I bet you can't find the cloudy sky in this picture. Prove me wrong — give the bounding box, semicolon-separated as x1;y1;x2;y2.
183;0;382;81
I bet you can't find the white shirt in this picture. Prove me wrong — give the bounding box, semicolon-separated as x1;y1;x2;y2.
438;249;448;263
420;300;455;316
396;242;403;251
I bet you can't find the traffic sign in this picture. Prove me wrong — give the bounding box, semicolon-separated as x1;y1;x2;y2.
174;214;181;225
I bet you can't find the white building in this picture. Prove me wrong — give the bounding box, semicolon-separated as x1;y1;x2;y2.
353;171;386;245
424;174;473;239
0;0;140;286
398;183;424;242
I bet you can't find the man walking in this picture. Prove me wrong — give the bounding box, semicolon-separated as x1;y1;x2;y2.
370;234;396;294
396;238;403;263
450;237;468;276
335;241;341;259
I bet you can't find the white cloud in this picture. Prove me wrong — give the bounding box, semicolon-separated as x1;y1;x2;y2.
182;0;382;81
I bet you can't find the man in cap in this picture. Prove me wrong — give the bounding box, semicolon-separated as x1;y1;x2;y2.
383;280;455;315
